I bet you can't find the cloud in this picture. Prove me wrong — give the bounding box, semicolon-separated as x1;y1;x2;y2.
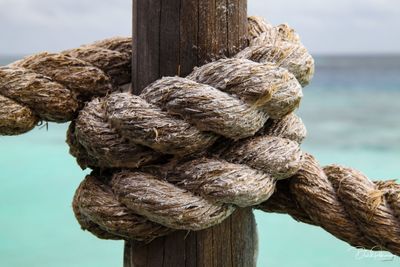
0;0;131;54
0;0;399;54
248;0;400;54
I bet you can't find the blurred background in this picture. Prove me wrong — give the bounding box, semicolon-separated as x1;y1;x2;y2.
0;0;399;266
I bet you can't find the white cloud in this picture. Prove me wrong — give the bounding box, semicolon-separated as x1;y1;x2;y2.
0;0;399;54
248;0;400;54
0;0;131;54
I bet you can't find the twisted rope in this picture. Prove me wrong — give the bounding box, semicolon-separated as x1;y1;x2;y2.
66;17;312;242
257;153;400;255
0;37;131;135
67;17;308;239
71;18;400;255
71;112;305;242
67;58;303;169
4;15;398;256
248;20;400;255
72;174;173;242
246;16;314;86
1;16;313;136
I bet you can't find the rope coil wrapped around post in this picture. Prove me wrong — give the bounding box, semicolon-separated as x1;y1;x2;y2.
2;16;400;256
70;111;305;242
67;16;308;242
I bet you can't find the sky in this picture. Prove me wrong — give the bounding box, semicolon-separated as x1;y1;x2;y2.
0;0;399;55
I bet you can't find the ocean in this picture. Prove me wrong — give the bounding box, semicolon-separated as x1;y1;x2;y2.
0;55;399;267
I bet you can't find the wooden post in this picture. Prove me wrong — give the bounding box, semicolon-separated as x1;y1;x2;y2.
127;1;257;266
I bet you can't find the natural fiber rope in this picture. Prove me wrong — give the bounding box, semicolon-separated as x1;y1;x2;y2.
68;52;306;238
0;37;131;135
72;173;174;242
71;17;400;255
2;16;399;256
67;58;303;169
246;16;314;86
248;18;400;254
68;17;310;242
258;153;400;255
71;113;305;242
0;15;313;136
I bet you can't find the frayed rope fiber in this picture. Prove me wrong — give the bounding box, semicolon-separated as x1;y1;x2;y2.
2;16;400;255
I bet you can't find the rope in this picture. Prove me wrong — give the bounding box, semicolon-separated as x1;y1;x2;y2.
0;15;313;136
257;153;400;255
246;16;314;86
67;59;303;169
72;113;305;241
247;19;400;256
0;37;131;135
72;174;173;242
69;17;310;241
4;15;398;256
71;17;400;255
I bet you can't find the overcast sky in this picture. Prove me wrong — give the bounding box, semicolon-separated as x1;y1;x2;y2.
0;0;399;55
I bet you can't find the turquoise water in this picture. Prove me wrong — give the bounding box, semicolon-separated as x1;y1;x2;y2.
1;55;399;266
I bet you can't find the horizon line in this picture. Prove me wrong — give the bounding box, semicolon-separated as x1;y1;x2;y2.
1;52;400;58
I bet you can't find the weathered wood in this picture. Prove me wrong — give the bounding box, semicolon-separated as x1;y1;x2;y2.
125;208;257;267
132;0;248;92
128;1;256;266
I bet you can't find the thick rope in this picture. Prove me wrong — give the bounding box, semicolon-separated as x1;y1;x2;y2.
72;174;173;242
246;16;314;87
248;16;301;44
247;19;400;255
66;17;309;168
257;153;400;255
68;17;311;241
71;19;400;255
1;16;313;136
5;16;399;256
72;113;305;241
0;37;131;135
67;58;303;168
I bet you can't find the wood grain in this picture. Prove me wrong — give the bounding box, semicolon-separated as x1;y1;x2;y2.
125;208;257;267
